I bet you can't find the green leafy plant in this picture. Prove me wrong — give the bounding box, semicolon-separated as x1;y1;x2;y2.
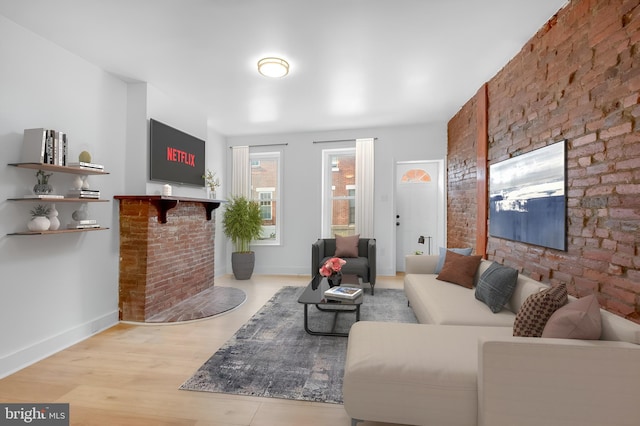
222;196;262;253
30;204;51;217
35;169;52;184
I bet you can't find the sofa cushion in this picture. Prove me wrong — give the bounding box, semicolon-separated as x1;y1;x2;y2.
436;250;482;289
475;262;519;313
405;273;516;326
513;283;568;337
435;247;473;273
344;322;512;426
335;234;359;257
542;294;602;339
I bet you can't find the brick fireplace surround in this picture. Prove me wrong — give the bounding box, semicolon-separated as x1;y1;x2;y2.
115;195;221;322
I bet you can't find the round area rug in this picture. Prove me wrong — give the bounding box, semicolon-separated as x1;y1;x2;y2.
145;286;246;323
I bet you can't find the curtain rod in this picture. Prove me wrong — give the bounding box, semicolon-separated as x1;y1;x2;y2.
312;137;377;144
228;143;288;149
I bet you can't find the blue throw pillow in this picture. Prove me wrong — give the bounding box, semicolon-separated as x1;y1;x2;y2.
434;247;473;273
475;261;519;313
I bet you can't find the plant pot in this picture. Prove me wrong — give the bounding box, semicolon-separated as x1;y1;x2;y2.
231;251;255;280
28;216;50;231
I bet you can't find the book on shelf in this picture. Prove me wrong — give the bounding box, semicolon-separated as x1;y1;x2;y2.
20;128;68;165
67;189;100;198
67;161;104;170
20;128;48;163
67;222;101;229
23;194;64;199
324;286;363;300
74;219;97;225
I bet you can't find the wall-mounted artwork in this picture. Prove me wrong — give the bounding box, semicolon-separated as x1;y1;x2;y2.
489;140;566;251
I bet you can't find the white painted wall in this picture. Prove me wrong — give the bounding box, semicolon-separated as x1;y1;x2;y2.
226;122;447;277
0;15;125;377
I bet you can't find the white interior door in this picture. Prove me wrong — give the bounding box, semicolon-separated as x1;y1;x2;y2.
395;161;444;272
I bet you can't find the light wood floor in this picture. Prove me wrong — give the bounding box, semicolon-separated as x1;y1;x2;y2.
0;274;405;426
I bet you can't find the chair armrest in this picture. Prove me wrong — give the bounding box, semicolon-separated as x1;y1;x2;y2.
478;336;640;426
367;239;376;285
311;239;325;277
405;255;438;274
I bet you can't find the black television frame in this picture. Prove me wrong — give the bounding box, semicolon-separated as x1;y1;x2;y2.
149;118;205;188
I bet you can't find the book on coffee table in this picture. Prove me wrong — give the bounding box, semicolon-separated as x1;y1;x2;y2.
324;286;363;300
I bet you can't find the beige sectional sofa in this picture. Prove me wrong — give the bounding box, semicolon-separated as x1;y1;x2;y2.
343;254;640;426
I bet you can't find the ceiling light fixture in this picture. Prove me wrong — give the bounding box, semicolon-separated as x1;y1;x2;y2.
257;57;289;78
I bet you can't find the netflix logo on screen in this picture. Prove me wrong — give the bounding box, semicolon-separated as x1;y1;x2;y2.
150;119;205;187
167;147;196;167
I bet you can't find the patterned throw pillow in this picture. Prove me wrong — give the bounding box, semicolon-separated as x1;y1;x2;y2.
513;283;568;337
475;261;519;313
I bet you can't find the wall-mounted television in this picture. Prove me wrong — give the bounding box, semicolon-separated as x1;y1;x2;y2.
149;118;205;187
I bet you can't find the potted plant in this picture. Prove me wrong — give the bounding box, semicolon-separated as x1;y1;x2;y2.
28;204;51;231
202;169;221;199
222;196;263;279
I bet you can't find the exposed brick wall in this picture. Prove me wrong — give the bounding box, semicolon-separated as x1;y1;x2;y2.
447;96;478;249
447;0;640;323
118;199;215;321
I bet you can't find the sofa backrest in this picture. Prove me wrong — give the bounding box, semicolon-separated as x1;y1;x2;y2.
599;309;640;344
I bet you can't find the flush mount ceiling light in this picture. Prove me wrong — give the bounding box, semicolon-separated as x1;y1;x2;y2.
257;57;290;78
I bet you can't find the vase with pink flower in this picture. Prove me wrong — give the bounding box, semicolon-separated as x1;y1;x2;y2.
320;257;347;287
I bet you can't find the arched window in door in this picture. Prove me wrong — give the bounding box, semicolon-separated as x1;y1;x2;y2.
401;168;431;183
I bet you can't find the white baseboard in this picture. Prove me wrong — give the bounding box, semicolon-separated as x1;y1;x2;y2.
0;310;119;379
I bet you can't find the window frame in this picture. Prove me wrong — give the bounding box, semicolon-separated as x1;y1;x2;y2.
250;151;282;246
321;147;356;238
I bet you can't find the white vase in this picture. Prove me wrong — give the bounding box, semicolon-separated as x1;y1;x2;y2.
72;175;83;190
28;216;50;231
48;203;60;230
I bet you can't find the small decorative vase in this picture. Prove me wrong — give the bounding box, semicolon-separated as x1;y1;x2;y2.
72;175;83;190
208;188;217;199
48;203;60;231
72;204;89;221
81;175;90;190
328;272;342;287
28;216;50;231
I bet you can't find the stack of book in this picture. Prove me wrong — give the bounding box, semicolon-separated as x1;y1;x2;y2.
67;189;100;199
67;161;104;171
324;286;363;301
21;128;67;165
67;219;100;230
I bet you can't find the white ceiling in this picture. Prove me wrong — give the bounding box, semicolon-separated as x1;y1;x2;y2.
0;0;567;136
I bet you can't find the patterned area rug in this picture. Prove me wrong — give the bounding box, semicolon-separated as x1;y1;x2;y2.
179;286;417;404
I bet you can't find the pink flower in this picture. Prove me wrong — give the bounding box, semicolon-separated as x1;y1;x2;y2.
319;257;346;277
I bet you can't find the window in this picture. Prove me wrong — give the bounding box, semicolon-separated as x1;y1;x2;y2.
322;148;356;237
250;151;281;244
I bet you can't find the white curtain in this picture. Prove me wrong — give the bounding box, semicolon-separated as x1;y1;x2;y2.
231;146;250;198
355;138;375;237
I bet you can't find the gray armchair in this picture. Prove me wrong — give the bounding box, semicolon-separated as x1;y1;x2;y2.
312;238;376;295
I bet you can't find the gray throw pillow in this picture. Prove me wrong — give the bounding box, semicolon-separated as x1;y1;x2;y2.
434;247;473;273
475;261;518;313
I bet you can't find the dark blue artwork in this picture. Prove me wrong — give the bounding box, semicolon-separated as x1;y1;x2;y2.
489;141;566;251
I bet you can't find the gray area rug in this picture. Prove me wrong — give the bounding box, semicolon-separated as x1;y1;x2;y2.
179;286;417;404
